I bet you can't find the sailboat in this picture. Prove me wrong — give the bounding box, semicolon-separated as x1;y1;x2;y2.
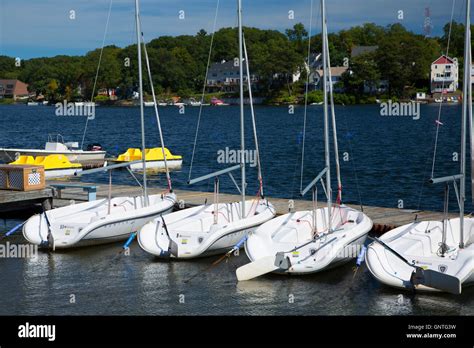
137;0;276;259
365;0;474;295
235;0;372;281
22;0;177;249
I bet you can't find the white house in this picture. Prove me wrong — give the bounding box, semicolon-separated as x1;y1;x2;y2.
313;66;348;92
431;55;459;93
206;59;258;92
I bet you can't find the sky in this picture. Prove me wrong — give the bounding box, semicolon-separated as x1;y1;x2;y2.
0;0;470;59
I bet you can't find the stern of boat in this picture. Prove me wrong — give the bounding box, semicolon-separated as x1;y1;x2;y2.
365;239;416;290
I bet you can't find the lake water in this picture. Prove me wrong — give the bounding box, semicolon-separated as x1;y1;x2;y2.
0;103;473;315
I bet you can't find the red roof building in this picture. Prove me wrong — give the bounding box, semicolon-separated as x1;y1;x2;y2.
431;55;458;93
0;79;30;100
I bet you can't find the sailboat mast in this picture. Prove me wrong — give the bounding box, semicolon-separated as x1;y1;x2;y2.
460;0;471;248
321;0;332;231
238;0;246;215
135;0;148;206
469;23;473;221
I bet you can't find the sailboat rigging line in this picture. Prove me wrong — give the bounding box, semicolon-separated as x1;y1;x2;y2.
238;0;246;215
188;0;220;182
430;0;456;178
469;26;474;212
135;0;148;206
139;24;172;191
228;172;242;195
321;0;332;233
416;0;457;213
339;98;364;211
80;0;114;150
324;25;342;202
300;0;314;194
126;166;143;188
243;33;264;197
460;0;471;248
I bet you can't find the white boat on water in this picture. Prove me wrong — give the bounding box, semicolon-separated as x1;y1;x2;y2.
366;1;474;295
139;199;275;258
236;0;372;281
24;193;176;249
0;135;106;163
138;0;276;259
23;0;178;250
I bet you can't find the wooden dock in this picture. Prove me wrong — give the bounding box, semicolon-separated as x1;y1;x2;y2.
0;187;53;212
49;181;456;235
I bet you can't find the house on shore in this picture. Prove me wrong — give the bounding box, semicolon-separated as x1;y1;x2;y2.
206;59;258;93
313;66;348;92
0;79;30;100
430;55;459;93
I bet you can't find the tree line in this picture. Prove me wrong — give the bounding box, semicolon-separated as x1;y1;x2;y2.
0;21;471;104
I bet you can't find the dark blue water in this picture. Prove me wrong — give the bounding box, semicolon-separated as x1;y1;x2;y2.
0;103;469;212
1;104;473;316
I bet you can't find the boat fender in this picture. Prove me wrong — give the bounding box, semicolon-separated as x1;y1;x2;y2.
123;232;137;250
234;236;247;250
274;252;291;270
1;221;26;240
355;245;367;267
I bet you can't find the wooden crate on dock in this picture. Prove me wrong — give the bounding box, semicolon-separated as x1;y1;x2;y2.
0;164;45;191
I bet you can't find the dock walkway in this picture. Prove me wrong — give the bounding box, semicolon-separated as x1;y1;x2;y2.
49;181;456;234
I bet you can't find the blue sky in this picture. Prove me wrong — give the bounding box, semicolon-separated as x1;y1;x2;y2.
0;0;469;58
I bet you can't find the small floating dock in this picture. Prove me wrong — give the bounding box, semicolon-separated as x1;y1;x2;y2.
49;181;457;235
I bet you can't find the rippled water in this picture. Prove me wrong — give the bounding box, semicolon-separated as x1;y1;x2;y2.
0;104;473;315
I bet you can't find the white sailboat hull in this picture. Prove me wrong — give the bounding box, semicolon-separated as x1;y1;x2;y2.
365;218;474;293
23;192;177;249
0;148;106;163
138;199;276;258
244;206;373;275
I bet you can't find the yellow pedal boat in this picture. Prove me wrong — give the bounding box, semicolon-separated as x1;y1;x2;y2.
113;147;182;170
10;154;82;178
